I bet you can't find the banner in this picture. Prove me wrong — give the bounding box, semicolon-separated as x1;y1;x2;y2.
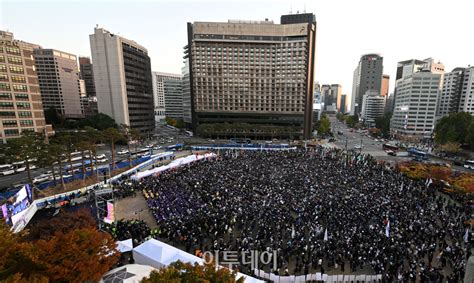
104;202;115;224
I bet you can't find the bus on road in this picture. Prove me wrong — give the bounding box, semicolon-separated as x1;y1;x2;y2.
383;143;399;152
464;160;474;170
408;148;429;161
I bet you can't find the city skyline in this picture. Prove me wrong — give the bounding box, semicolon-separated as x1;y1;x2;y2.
2;0;474;98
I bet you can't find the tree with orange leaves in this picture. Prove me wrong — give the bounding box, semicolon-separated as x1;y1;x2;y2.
0;209;119;282
30;227;119;282
25;208;96;241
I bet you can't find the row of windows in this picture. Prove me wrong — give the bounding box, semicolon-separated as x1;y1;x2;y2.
0;102;30;109
0;111;32;117
0;65;24;74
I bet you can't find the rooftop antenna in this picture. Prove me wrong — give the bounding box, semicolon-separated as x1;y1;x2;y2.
290;5;292;14
304;4;306;13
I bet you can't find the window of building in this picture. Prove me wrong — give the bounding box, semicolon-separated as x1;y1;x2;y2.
12;84;27;91
16;102;30;109
2;120;17;127
19;120;33;127
9;66;24;74
14;93;28;100
4;129;19;136
18;111;31;117
0;83;10;91
11;76;26;83
7;56;22;65
5;47;21;55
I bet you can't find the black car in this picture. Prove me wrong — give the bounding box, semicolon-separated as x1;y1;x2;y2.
337;131;344;135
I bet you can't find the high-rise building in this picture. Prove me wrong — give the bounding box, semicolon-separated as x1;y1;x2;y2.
152;72;181;124
78;57;98;117
34;48;83;118
89;27;154;133
182;59;192;127
458;66;474;115
339;94;347;113
438;67;465;117
321;84;341;112
361;90;385;127
0;31;53;142
78;57;96;97
381;74;389;97
385;93;394;114
351;54;383;115
391;60;443;138
186;13;317;139
164;76;183;120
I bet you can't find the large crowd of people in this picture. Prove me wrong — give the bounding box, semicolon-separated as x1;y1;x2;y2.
115;148;470;282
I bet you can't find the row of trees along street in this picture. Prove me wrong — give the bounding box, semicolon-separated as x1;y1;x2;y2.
0;124;143;199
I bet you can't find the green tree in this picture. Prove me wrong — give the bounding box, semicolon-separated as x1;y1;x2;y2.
6;132;44;196
102;127;124;172
435;112;473;144
466;120;474;150
375;112;392;138
316;114;331;136
345;114;359;128
141;261;244;283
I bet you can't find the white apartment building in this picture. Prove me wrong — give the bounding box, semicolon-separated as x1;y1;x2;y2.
438;68;464;117
361;90;385;127
459;66;474;114
152;72;181;124
391;71;441;138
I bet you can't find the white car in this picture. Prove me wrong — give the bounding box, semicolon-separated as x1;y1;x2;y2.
117;150;129;155
15;167;26;173
1;169;15;176
354;144;363;149
33;174;53;184
96;154;106;159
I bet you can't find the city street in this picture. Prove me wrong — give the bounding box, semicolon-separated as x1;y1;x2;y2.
328;115;471;172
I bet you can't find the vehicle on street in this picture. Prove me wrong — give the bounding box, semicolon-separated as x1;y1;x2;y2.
464;160;474;170
337;131;343;135
386;150;397;156
117;150;129;155
407;148;429;160
383;143;399;152
33;174;53;184
0;164;15;176
354;144;363;149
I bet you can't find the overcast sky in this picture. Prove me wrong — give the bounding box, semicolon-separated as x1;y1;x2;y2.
2;0;473;97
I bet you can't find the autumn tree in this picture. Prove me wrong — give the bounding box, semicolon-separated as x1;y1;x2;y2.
26;208;96;241
30;227;119;282
141;261;245;283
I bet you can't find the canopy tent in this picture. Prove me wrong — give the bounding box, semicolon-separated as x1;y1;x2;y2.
133;239;264;283
131;153;217;180
116;239;133;253
100;264;155;283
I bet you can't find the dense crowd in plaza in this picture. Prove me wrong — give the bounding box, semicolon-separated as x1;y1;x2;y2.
114;148;471;282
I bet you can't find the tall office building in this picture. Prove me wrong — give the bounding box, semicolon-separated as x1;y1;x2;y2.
0;31;53;142
391;59;443;138
338;94;347;113
186;13;317;139
182;59;192;126
164;76;183;120
361;90;385;127
458;66;474;115
152;72;181;124
351;54;383;115
78;57;96;97
78;57;97;116
89;27;154;133
321;84;341;112
438;67;465;117
34;48;83;118
381;74;389;97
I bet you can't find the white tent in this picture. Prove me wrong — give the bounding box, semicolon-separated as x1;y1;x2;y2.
133;239;264;283
100;264;155;283
116;239;133;253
